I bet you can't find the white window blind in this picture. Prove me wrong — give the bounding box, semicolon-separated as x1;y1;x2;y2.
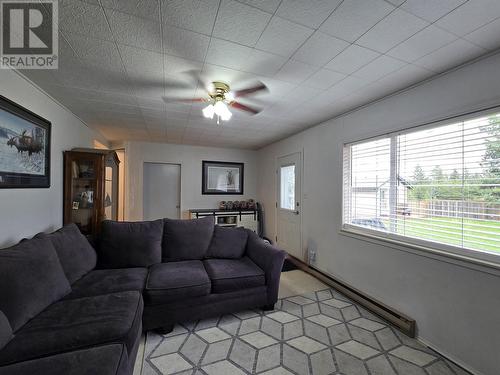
343;113;500;259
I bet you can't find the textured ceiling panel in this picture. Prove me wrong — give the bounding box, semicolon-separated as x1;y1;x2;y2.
18;0;500;149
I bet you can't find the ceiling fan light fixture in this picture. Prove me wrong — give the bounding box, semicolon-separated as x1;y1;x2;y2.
202;104;215;119
214;100;232;122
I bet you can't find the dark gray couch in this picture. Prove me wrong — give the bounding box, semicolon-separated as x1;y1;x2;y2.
0;217;286;375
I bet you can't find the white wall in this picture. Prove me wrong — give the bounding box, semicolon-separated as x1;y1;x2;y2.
125;141;258;220
0;70;107;247
257;52;500;375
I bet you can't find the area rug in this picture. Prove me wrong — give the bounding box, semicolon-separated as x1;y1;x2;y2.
141;288;468;375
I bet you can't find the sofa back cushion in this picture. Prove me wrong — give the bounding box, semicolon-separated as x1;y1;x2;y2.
35;223;97;284
162;216;215;261
99;219;163;268
206;226;248;259
0;311;13;350
0;238;71;331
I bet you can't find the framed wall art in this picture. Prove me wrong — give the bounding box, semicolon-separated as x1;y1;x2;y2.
202;160;244;195
0;95;51;188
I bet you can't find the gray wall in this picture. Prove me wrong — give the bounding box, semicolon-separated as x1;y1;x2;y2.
257;52;500;375
0;70;107;247
125;141;258;220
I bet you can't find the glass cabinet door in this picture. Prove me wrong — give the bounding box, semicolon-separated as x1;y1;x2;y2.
104;154;119;221
68;156;98;235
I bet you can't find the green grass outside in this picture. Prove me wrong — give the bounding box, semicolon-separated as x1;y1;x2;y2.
382;216;500;254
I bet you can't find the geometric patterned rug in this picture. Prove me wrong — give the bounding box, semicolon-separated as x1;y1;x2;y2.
141;288;469;375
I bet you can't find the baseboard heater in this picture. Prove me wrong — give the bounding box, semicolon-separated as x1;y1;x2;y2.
286;255;416;338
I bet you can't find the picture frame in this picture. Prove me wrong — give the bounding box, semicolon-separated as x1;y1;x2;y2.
0;95;51;188
202;160;244;195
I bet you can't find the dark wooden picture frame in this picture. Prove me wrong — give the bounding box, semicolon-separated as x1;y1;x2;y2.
0;95;51;188
202;160;244;195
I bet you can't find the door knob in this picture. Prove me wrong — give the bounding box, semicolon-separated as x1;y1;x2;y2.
294;210;300;215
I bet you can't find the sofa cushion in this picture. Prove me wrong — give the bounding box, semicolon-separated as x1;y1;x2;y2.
0;291;143;366
206;226;248;259
99;220;163;268
35;223;97;284
0;238;71;331
0;344;128;375
203;257;265;293
145;261;211;305
64;268;148;300
162;216;214;261
0;312;13;351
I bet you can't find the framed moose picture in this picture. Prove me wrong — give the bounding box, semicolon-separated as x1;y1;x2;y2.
0;95;51;188
202;160;244;195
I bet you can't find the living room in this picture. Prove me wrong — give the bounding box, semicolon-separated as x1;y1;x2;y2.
0;1;499;375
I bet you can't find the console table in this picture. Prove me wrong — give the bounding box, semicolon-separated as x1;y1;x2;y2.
189;208;259;232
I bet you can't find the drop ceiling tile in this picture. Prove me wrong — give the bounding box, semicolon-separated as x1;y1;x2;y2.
213;0;272;46
292;32;349;67
274;60;317;84
320;0;395;43
357;9;429;53
464;17;500;50
370;64;434;94
162;25;210;61
401;0;467;23
285;87;323;104
275;0;342;28
164;55;204;77
59;0;112;40
436;0;500;36
206;38;253;70
386;0;406;5
236;0;281;14
201;64;250;86
322;75;367;102
107;9;161;51
303;69;346;90
324;44;380;75
100;0;159;20
239;49;287;76
64;32;124;71
353;55;407;82
255;16;314;58
118;44;163;74
387;25;457;62
414;38;486;73
161;0;220;35
258;78;297;98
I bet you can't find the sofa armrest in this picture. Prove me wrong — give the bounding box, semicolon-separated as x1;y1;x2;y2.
246;232;287;306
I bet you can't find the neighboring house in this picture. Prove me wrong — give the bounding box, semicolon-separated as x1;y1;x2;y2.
350;175;413;219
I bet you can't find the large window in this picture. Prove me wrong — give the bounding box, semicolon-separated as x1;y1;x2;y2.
343;112;500;262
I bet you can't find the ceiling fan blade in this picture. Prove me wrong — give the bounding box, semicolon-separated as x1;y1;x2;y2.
231;101;261;114
233;82;268;97
162;96;206;103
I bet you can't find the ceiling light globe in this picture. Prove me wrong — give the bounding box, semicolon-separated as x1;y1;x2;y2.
202;104;215;119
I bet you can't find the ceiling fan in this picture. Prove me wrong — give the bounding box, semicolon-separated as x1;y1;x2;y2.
163;71;268;124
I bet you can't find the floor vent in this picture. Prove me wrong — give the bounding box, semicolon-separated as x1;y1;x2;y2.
286;255;416;338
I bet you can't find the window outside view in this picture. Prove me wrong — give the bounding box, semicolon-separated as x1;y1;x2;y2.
344;114;500;256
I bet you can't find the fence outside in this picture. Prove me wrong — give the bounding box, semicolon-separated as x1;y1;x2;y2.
408;200;500;221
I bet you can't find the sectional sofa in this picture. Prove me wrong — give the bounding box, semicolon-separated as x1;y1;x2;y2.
0;217;286;375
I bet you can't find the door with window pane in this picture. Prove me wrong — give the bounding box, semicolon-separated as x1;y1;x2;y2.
277;152;302;259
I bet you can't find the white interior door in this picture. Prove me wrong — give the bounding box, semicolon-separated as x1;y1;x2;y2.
143;163;181;220
277;152;302;259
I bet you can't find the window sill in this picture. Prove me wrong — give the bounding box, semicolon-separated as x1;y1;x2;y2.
339;226;500;276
